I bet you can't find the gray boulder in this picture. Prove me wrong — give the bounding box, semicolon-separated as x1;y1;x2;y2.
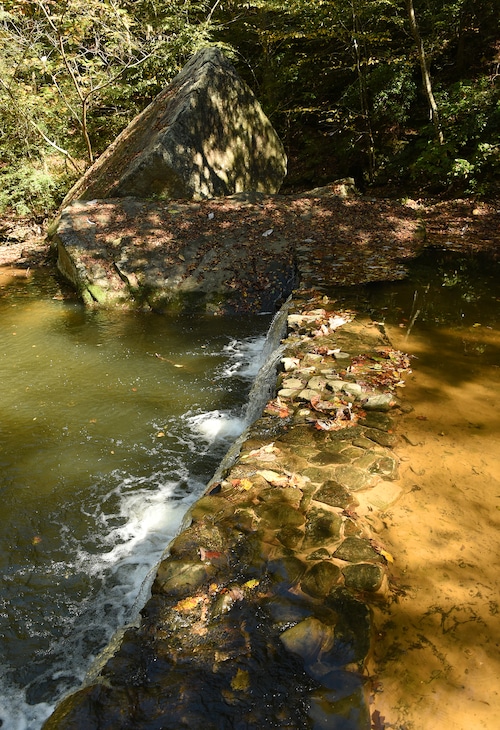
61;47;287;206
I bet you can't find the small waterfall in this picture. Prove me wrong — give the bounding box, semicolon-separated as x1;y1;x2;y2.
243;297;291;424
207;297;291;486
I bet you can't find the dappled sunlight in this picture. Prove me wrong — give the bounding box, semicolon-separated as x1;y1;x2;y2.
389;324;500;407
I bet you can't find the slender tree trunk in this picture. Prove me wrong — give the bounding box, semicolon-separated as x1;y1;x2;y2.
351;2;376;180
405;0;444;144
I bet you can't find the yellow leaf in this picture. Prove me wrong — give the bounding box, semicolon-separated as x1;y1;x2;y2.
242;579;259;590
379;548;394;563
174;596;202;612
240;478;253;491
231;669;250;692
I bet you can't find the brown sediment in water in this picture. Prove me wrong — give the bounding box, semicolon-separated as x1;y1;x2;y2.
367;324;500;730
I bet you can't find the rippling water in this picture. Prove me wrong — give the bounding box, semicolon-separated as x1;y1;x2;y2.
0;271;272;729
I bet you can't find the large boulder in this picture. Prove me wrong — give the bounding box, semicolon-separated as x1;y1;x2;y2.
61;47;287;207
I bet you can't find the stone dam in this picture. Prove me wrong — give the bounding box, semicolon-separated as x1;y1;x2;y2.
44;292;411;730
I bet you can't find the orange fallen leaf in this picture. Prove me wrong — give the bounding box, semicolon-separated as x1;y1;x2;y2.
174;596;203;612
200;548;223;560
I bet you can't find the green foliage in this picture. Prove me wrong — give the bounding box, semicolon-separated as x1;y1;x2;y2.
0;0;498;215
0;161;74;217
409;77;500;192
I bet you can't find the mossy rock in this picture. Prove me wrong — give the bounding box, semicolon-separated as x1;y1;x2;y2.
188;495;234;523
152;559;215;597
303;508;343;548
301;561;342;598
256;502;306;530
333;537;383;563
267;556;306;588
314;480;354;508
342;563;385;592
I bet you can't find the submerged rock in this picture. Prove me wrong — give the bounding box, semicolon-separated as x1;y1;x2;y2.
301;561;342;598
333;537;384;564
280;616;336;663
342;562;385;592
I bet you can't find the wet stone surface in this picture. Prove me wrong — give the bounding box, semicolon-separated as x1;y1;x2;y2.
44;294;411;730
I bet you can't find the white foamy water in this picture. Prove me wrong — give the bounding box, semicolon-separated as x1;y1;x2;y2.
188;409;248;441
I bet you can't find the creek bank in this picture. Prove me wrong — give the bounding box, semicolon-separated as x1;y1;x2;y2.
44;293;412;729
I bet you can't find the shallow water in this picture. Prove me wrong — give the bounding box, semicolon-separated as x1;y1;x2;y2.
0;271;272;729
339;249;500;729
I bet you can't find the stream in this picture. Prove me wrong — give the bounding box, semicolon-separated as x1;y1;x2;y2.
0;271;274;729
0;246;498;730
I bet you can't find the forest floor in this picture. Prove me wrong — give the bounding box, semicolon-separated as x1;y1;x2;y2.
1;192;499;730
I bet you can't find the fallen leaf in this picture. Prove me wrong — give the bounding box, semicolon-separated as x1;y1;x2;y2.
174;596;203;612
199;548;224;561
371;709;386;730
256;470;289;487
315;420;333;431
242;579;260;590
231;668;250;691
378;548;394;563
370;541;394;563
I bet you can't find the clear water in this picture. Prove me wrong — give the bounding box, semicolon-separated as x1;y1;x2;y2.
333;248;500;728
0;271;272;729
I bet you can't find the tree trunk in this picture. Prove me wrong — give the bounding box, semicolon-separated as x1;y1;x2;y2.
351;2;376;181
405;0;444;144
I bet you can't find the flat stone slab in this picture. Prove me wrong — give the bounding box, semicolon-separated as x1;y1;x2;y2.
50;180;422;313
53;196;297;313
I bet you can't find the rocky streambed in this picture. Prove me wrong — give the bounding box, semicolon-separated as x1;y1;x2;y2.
44;294;412;729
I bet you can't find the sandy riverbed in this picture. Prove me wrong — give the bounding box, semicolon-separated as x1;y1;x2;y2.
367;323;500;730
